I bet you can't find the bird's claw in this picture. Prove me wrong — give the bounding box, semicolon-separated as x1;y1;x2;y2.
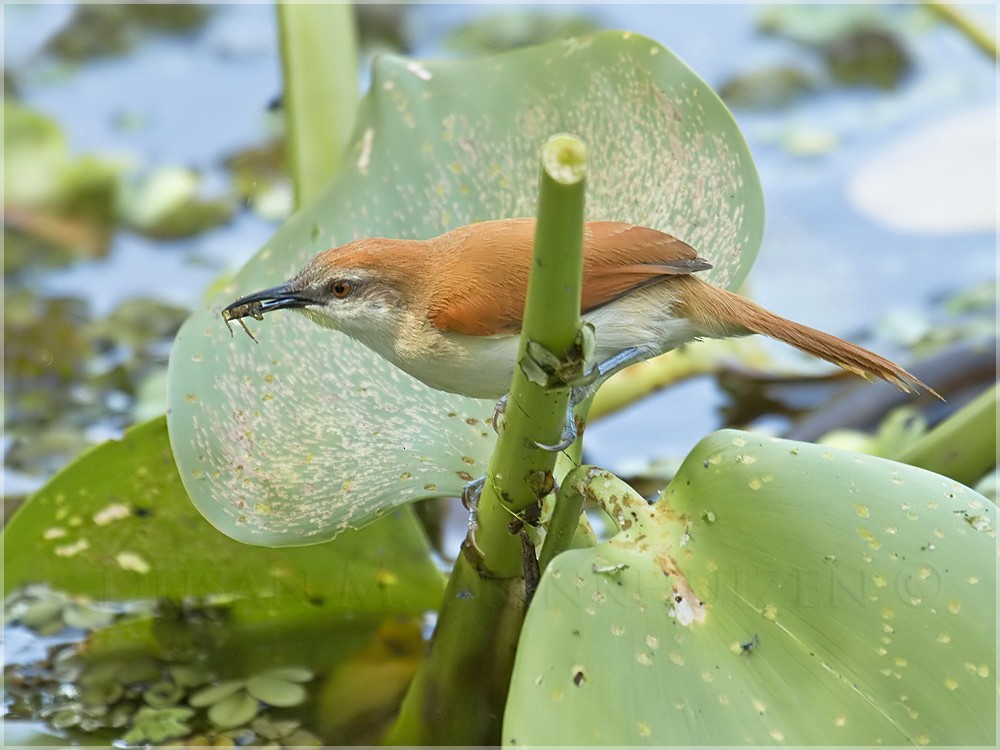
491;394;508;435
461;476;487;562
534;405;578;452
461;476;486;511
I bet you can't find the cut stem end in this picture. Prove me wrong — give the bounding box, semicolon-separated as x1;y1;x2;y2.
542;133;588;185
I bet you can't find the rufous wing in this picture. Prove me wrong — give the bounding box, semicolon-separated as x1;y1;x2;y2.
427;219;711;336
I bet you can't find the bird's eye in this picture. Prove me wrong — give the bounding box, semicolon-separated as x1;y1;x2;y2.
331;280;353;299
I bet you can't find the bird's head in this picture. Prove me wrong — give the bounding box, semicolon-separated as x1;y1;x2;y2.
222;238;423;347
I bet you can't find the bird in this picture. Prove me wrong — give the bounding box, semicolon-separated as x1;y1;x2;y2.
222;217;941;411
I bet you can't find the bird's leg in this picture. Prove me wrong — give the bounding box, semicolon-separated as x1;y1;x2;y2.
460;476;487;561
532;347;650;453
568;346;650;406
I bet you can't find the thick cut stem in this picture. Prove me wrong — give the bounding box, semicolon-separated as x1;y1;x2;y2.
474;134;589;578
381;134;589;745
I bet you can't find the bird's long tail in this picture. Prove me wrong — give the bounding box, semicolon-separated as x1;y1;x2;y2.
674;276;943;399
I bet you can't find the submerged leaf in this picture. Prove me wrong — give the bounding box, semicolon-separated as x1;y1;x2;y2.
44;4;211;61
245;675;307;707
719;66;815;110
207;691;260;729
3;101;125;260
117;167;235;239
189;680;245;708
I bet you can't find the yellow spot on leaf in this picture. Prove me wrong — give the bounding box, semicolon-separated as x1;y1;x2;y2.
857;527;881;549
855;504;870;518
116;551;151;574
93;503;130;526
376;569;398;587
55;539;89;557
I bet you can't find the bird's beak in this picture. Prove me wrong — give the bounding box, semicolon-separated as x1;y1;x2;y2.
222;282;315;318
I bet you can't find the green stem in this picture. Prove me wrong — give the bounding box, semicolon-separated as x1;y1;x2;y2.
381;134;589;745
474;134;590;578
923;1;998;62
538;464;594;572
276;2;359;206
893;383;997;486
380;555;525;745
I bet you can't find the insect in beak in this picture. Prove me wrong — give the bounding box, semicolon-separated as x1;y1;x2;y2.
221;282;313;342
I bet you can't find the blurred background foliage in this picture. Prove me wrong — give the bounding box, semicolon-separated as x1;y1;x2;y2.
3;2;996;746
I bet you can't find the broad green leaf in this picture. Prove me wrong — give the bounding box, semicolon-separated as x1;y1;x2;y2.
167;31;765;546
3;417;444;613
505;430;995;745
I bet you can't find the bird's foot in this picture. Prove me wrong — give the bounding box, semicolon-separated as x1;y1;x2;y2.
565;345;649;401
461;476;486;561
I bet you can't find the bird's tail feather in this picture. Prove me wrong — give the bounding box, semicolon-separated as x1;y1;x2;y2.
675;277;942;400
